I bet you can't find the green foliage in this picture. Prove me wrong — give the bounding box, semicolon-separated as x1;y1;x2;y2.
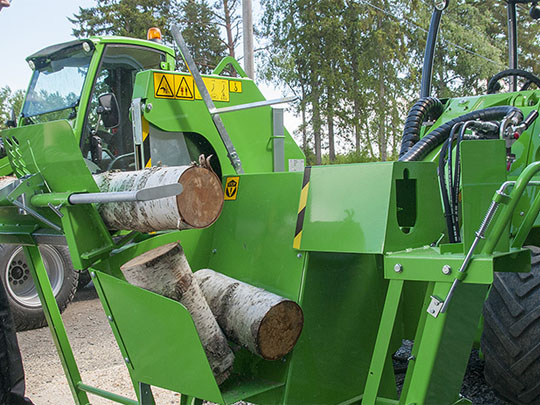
0;87;24;130
177;0;227;73
70;0;176;43
260;0;539;164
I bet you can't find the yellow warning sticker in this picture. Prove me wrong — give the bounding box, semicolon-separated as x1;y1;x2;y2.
229;80;242;93
195;77;230;102
175;75;194;100
224;177;239;200
154;73;175;98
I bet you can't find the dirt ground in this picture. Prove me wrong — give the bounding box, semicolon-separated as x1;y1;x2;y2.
17;285;179;405
17;285;507;405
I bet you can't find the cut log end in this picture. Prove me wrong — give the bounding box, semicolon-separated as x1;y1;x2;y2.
120;242;180;271
257;300;304;360
177;167;223;229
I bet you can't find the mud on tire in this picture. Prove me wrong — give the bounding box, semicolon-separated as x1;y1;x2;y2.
482;245;540;404
0;244;78;331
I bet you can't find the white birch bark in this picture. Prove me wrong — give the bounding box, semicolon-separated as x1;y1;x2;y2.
194;269;304;360
120;242;234;384
93;166;223;232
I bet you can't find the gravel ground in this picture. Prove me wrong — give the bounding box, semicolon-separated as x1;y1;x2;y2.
18;285;509;404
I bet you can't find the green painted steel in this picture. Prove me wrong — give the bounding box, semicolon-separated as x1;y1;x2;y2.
23;246;89;405
3;25;540;405
299;161;444;253
134;69;305;176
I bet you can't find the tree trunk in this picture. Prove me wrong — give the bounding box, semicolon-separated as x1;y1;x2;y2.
312;85;322;165
194;269;304;360
223;0;235;57
120;243;235;384
93;165;223;232
327;90;335;162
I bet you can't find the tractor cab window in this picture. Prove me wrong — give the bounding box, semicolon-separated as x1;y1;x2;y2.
82;45;164;173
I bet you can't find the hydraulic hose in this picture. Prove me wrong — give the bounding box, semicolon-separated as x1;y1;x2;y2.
399;106;523;162
399;97;444;158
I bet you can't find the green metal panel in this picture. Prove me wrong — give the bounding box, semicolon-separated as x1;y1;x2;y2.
460;140;507;252
300;162;444;254
208;172;305;299
400;282;489;405
283;252;398;404
133;70;305;176
92;271;224;403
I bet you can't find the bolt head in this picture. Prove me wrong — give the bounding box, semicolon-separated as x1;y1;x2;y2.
394;263;403;273
124;357;130;364
297;253;302;258
442;265;452;275
211;249;217;254
90;271;96;278
520;211;525;216
146;103;153;112
107;316;113;321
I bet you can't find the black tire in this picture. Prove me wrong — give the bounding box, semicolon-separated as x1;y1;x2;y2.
76;269;92;290
482;245;540;404
0;244;78;332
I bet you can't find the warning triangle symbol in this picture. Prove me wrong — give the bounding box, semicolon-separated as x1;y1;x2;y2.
176;76;193;99
156;75;174;97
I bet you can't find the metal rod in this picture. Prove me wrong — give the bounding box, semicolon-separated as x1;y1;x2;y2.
508;2;518;91
420;9;443;98
210;96;298;115
171;25;244;174
11;199;62;232
68;183;182;205
440;199;500;313
77;383;138;405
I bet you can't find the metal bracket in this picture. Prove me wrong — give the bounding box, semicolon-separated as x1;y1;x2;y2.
7;174;62;232
427;295;444;318
131;97;145;170
171;25;244;174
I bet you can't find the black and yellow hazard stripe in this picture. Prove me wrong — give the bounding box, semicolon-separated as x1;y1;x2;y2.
293;167;311;249
142;117;151;168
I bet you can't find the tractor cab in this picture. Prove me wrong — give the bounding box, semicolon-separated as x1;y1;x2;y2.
2;35;176;176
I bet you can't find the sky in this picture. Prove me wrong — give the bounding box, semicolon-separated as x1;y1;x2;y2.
0;0;299;135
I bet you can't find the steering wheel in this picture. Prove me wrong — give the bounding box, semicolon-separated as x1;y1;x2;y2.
487;69;540;94
107;152;135;171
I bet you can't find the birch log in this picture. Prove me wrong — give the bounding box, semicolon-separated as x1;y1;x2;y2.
194;269;304;360
0;176;16;189
120;242;234;384
93;165;223;232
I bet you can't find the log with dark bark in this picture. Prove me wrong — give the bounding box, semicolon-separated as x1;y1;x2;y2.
120;243;234;384
93;165;223;232
194;269;304;360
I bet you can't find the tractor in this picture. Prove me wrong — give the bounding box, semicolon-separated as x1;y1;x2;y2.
1;0;540;404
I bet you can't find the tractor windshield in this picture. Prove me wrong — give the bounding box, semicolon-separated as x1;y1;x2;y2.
21;42;94;123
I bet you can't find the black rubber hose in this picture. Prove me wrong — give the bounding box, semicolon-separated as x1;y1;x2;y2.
399;106;523;162
399;97;444;158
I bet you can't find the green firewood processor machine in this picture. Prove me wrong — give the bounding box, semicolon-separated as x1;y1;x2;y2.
2;0;540;403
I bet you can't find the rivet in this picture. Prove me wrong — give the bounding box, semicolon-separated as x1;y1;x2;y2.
394;264;403;273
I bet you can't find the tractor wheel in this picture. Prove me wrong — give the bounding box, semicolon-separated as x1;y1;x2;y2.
0;244;78;331
482;245;540;404
76;269;92;290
